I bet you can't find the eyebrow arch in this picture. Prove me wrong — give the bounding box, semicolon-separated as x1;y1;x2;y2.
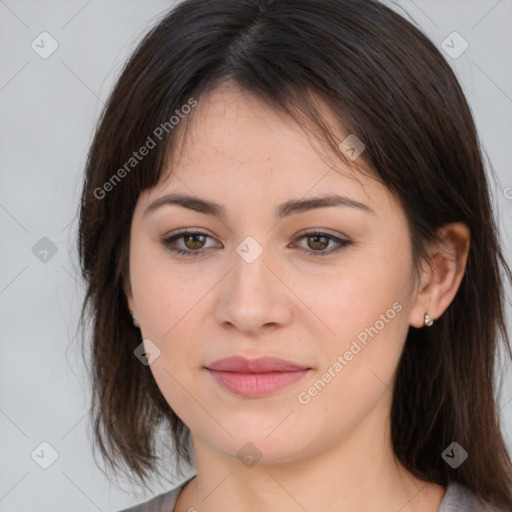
143;193;376;218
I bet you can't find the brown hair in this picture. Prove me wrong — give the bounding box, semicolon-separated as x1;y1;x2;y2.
78;0;512;507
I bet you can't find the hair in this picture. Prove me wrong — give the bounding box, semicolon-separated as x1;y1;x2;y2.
78;0;512;507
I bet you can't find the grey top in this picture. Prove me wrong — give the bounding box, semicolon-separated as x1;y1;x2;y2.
117;475;505;512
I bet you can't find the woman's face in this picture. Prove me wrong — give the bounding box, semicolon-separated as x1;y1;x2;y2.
126;82;424;465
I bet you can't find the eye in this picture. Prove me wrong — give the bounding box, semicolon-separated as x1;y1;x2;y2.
160;230;218;257
292;231;352;257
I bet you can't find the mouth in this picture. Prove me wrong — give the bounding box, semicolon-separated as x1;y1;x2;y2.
205;356;312;398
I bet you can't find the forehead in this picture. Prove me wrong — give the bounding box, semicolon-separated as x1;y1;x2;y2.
174;82;351;169
150;81;390;214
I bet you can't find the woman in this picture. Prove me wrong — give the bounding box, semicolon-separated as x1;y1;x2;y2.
78;0;512;511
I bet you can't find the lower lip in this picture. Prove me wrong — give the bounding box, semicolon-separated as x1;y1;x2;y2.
206;369;310;397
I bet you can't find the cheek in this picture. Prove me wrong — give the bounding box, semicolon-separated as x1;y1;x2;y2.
129;238;203;336
296;256;410;344
297;242;412;387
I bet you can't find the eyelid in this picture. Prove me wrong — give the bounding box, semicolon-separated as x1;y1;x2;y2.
293;227;347;240
161;229;220;251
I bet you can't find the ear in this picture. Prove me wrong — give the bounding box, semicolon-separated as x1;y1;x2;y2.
409;222;471;328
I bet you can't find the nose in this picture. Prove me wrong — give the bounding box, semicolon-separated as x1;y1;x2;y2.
213;243;293;334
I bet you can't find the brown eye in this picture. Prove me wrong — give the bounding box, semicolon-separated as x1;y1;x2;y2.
307;235;329;251
294;231;352;258
161;231;218;257
183;234;207;250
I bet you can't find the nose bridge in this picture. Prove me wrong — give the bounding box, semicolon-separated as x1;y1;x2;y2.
233;238;271;297
214;235;291;332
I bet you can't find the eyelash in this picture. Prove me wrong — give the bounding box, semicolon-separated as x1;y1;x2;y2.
160;230;352;258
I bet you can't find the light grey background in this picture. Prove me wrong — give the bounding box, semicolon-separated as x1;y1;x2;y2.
1;1;511;511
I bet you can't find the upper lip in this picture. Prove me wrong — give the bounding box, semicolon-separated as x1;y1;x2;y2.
206;356;311;373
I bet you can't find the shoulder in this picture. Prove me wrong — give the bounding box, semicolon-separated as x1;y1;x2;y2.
438;482;508;512
115;487;182;512
115;475;195;512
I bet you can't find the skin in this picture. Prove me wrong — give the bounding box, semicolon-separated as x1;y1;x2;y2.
125;81;471;512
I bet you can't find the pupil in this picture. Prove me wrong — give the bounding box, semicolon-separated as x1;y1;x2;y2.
186;235;205;249
310;236;327;250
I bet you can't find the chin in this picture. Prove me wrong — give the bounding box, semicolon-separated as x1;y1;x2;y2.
204;428;314;467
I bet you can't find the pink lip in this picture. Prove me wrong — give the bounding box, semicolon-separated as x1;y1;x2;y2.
205;356;311;397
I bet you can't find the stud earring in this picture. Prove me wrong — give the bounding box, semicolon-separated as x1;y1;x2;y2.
129;311;140;327
424;313;434;327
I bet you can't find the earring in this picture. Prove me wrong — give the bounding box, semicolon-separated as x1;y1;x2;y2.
129;311;140;327
424;313;434;327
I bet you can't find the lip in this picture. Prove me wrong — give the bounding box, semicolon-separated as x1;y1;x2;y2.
206;355;310;373
205;356;312;398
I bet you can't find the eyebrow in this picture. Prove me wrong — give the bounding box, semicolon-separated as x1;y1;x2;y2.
144;193;376;219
